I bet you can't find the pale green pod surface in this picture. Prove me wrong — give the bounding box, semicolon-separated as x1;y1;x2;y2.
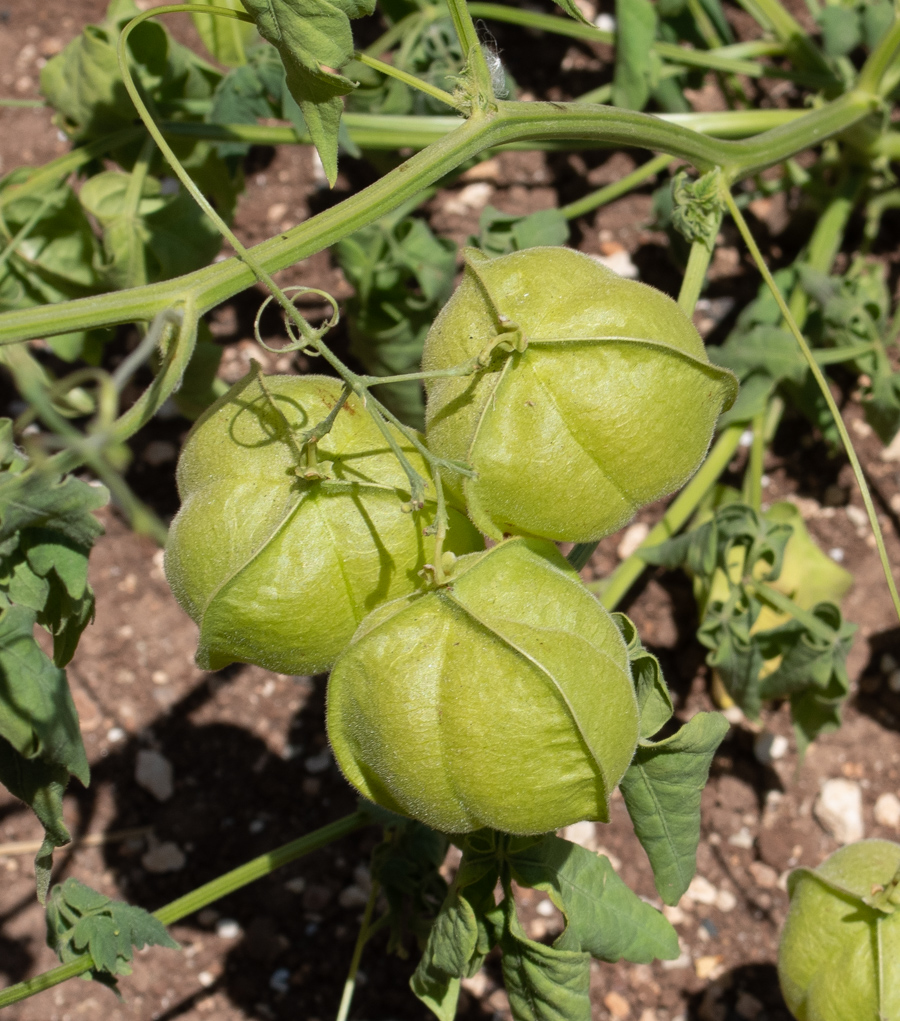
326;537;639;835
164;373;483;674
778;840;900;1021
423;247;738;542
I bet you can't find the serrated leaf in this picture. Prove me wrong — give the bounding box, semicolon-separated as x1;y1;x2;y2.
238;0;376;185
191;0;254;67
612;0;657;110
0;471;106;548
620;712;729;905
508;834;679;962
501;902;591;1021
47;878;178;978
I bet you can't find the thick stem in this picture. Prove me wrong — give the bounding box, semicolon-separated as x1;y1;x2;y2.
678;239;716;316
445;0;496;108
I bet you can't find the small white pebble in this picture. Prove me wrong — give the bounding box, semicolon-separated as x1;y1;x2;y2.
249;819;265;834
814;778;864;844
754;731;789;765
846;505;867;528
874;792;900;830
663;904;686;925
728;827;754;850
216;918;241;939
536;898;556;918
686;875;718;906
197;971;215;988
284;877;306;894
739;429;754;448
594;11;616;31
617;521;650;561
760;474;771;487
135;749;174;801
881;653;898;675
828;547;845;562
338;884;370;908
715;889;737;912
106;727;125;743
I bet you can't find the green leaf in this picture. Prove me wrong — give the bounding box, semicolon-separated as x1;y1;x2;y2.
239;0;377;185
0;471;106;548
818;5;861;56
472;206;570;259
612;612;673;740
47;878;178;983
191;0;254;67
549;0;593;25
507;834;679;963
500;901;591;1021
612;0;658;110
0;737;70;900
619;712;729;905
335;213;456;429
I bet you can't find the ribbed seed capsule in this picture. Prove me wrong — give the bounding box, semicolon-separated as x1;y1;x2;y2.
423;246;738;543
164;373;482;675
327;537;640;835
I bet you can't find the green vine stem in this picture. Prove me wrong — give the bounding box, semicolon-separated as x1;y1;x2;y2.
0;811;368;1010
722;185;900;624
445;0;496;108
743;408;767;513
0;90;879;347
334;876;381;1021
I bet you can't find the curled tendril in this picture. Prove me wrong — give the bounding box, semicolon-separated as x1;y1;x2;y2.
254;287;341;357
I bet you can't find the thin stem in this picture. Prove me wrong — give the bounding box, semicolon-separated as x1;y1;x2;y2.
445;0;495;108
678;239;717;316
560;153;672;220
723;186;900;624
335;878;380;1021
750;580;838;641
353;51;462;110
732;0;831;75
594;424;745;606
466;2;832;86
0;193;58;274
857;13;900;95
744;408;766;512
0;812;368;1010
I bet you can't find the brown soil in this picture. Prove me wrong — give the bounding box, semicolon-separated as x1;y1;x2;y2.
2;2;900;1021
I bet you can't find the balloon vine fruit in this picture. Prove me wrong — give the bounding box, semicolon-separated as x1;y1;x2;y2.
778;839;900;1021
326;536;640;835
165;372;482;675
423;246;738;543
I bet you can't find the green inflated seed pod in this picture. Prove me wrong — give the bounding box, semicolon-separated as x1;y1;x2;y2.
326;536;639;835
778;839;900;1021
423;246;738;543
164;373;483;675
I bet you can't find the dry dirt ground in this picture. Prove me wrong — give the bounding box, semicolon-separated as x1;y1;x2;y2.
2;2;900;1020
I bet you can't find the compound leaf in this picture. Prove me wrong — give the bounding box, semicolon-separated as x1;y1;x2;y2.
619;711;729;905
47;878;178;984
